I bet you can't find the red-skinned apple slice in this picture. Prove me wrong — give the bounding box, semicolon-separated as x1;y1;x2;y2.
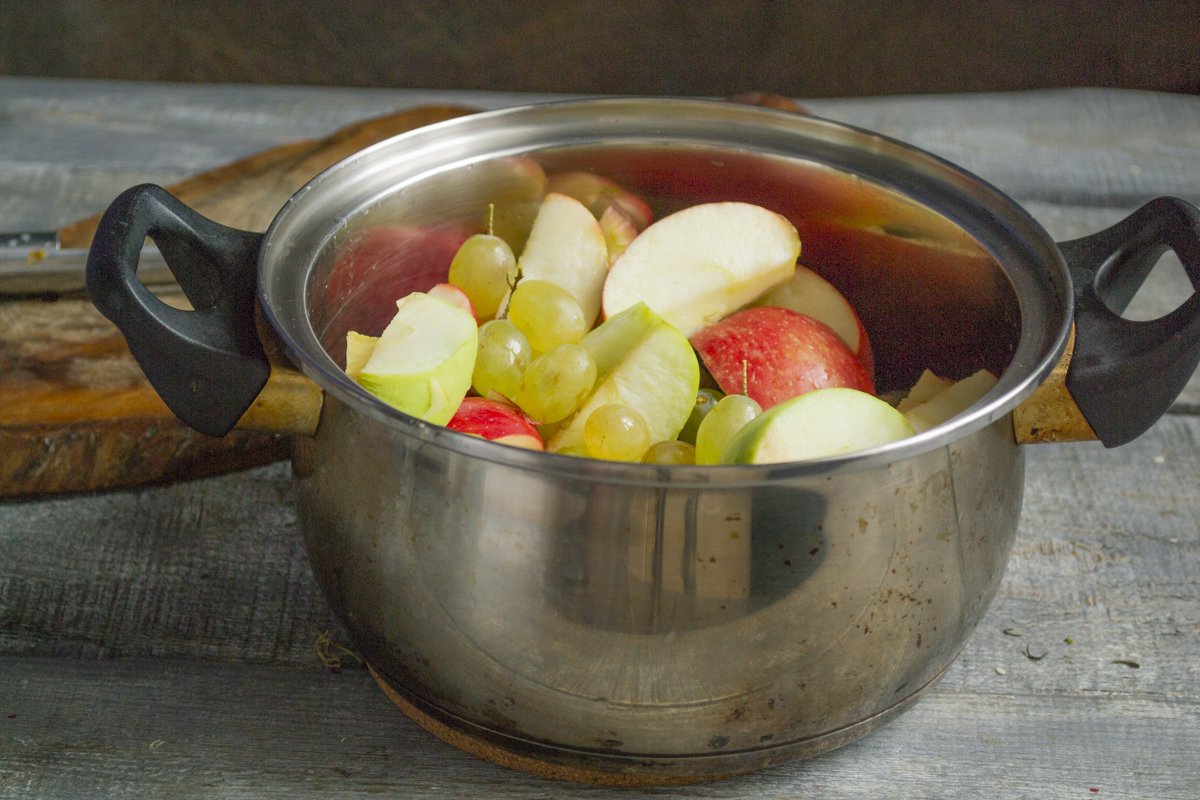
757;263;874;381
602;202;800;337
447;397;544;450
516;192;609;328
599;205;638;265
724;387;915;464
428;282;476;319
690;305;873;410
545;171;653;231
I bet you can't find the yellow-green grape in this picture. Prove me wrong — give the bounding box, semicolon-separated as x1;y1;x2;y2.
583;403;651;462
472;319;532;400
507;279;588;353
678;387;724;445
448;233;517;319
641;440;697;465
554;442;591;459
695;394;762;465
514;343;597;424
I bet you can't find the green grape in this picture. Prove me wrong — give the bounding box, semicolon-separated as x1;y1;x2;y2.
514;344;597;424
583;403;651;462
507;279;588;353
677;387;724;445
553;442;591;459
695;394;762;465
641;440;697;465
472;319;532;400
448;233;517;319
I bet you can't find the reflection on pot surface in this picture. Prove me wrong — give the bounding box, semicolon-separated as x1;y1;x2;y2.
297;396;1022;763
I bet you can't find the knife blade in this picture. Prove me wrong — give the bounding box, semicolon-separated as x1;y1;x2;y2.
0;233;174;294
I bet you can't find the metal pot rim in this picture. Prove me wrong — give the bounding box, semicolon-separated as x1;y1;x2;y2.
258;97;1071;482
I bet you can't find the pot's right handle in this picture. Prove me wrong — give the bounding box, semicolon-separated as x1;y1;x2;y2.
1016;197;1200;446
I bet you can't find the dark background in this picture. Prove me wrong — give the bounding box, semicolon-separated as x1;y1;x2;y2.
2;0;1197;97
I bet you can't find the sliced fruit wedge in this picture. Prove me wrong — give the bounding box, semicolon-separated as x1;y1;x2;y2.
724;387;915;464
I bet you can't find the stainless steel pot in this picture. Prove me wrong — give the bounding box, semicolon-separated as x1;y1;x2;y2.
86;99;1200;784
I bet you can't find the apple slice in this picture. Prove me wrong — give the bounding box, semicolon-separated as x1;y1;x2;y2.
516;192;610;328
548;302;699;453
903;369;998;433
344;331;378;379
756;263;874;380
895;369;953;413
545;171;654;231
599;205;638;265
479;156;548;256
690;305;873;410
428;282;476;319
447;397;544;450
724;387;915;464
602;202;800;337
354;291;478;425
322;224;472;359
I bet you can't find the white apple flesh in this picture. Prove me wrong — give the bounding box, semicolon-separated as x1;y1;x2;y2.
756;263;874;380
895;368;953;412
723;387;915;464
548;302;699;453
354;291;477;425
602;202;800;337
344;331;378;379
903;369;998;433
516;192;610;328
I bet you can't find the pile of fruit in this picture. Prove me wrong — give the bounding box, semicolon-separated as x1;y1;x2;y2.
342;170;996;464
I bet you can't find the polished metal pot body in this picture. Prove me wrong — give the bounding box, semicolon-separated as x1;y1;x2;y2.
252;99;1071;779
293;397;1023;776
91;98;1106;780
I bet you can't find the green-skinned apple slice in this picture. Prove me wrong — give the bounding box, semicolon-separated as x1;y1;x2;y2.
602;202;800;337
354;291;477;425
903;369;998;433
548;302;699;453
515;192;609;328
723;387;915;464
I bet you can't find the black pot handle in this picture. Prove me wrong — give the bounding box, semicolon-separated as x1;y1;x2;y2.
86;184;269;437
1059;197;1200;447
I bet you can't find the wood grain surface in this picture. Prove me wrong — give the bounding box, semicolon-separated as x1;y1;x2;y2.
0;103;473;497
0;79;1197;799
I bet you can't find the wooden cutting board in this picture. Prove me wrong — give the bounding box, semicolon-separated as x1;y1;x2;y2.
0;104;475;497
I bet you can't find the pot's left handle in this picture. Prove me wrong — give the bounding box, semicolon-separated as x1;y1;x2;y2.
87;184;323;437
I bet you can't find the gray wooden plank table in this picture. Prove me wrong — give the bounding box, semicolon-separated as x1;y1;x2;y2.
1;78;1198;798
